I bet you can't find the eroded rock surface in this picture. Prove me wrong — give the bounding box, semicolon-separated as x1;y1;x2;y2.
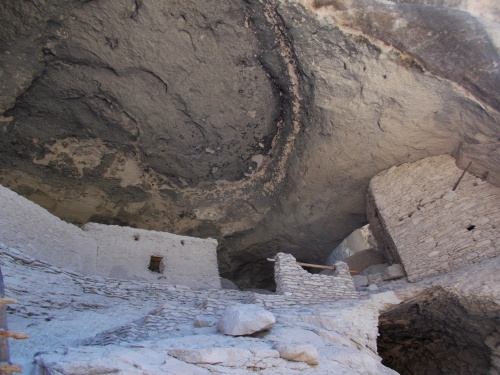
1;244;397;375
1;0;499;288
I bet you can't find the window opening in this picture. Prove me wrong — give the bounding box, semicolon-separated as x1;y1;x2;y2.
149;255;164;273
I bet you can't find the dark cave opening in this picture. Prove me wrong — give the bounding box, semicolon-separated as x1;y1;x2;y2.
377;288;498;375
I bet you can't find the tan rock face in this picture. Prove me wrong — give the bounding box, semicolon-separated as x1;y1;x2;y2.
0;0;499;288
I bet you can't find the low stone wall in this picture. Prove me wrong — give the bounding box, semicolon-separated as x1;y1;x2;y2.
273;253;358;301
368;155;500;281
0;184;221;289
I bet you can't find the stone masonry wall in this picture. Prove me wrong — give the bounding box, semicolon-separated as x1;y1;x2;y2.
366;192;402;265
0;184;98;274
0;184;220;289
368;155;500;282
83;223;221;289
273;253;358;301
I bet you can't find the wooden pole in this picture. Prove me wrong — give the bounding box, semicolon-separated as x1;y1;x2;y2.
296;262;336;271
452;161;472;191
267;258;359;274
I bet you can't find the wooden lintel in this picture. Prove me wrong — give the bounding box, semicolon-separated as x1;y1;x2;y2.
296;262;336;271
267;258;359;273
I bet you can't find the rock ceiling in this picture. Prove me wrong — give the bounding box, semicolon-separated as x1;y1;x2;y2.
0;0;499;288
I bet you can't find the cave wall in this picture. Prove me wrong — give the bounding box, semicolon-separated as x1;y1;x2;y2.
368;155;500;281
1;0;499;288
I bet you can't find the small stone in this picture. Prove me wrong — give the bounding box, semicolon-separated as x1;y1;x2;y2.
476;216;490;225
428;250;440;258
274;343;319;365
466;252;479;260
442;191;456;201
368;284;379;291
194;315;218;328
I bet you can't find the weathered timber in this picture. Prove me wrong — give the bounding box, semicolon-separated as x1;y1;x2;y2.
267;258;360;273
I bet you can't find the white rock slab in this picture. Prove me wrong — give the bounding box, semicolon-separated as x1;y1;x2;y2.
168;347;253;364
217;304;276;336
274;343;319;365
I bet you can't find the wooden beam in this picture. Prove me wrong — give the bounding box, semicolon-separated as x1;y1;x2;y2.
452;161;472;191
267;258;359;274
296;262;336;271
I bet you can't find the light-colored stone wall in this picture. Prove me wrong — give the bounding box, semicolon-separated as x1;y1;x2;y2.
273;253;358;301
83;223;221;289
368;155;500;281
0;184;98;274
0;184;221;289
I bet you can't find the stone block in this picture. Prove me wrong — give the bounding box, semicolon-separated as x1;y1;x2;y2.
274;343;319;365
352;275;369;287
382;264;407;281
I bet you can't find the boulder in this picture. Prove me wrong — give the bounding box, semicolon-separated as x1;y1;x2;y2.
217;304;276;336
383;264;407;281
360;263;389;276
274;343;319;365
326;224;375;264
343;248;387;272
352;275;369;288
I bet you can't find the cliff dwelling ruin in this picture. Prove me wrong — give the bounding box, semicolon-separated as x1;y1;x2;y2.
0;0;499;374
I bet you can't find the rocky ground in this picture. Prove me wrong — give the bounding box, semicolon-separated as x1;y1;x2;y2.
3;242;499;374
2;243;399;375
